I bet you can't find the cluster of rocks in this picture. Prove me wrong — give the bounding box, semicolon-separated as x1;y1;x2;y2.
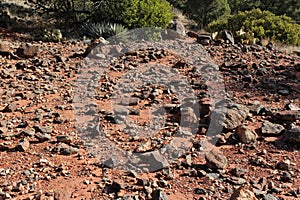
0;30;299;200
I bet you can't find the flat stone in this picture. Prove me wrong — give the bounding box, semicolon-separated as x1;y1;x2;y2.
205;148;228;170
114;107;130;116
139;150;169;172
261;120;285;136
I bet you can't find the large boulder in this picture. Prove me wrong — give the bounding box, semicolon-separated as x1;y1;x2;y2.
211;101;250;130
261;120;285;136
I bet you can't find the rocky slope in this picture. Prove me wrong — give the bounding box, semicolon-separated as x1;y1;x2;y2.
0;29;299;200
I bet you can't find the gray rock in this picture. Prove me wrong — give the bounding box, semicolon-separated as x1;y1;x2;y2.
139;150;169;171
118;97;140;106
283;127;300;144
21;127;35;136
261;120;285;136
236;126;257;144
114;107;130;123
53;143;78;155
250;44;263;51
205;148;228;170
212;102;249;130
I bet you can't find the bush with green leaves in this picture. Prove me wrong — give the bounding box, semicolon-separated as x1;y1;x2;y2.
28;0;174;33
184;0;230;29
208;8;300;45
228;0;300;22
121;0;174;28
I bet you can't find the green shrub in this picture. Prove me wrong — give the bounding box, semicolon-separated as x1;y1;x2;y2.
208;8;300;45
227;0;300;22
28;0;174;34
184;0;230;29
122;0;174;28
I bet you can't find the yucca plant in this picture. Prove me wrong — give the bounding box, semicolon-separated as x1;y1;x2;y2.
81;22;129;41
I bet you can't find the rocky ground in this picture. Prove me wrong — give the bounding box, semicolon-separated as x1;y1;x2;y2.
0;28;299;200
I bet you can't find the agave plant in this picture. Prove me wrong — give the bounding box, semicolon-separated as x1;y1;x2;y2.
81;22;129;41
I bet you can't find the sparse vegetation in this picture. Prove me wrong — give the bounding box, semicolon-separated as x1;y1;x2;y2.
80;22;128;40
208;9;300;45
